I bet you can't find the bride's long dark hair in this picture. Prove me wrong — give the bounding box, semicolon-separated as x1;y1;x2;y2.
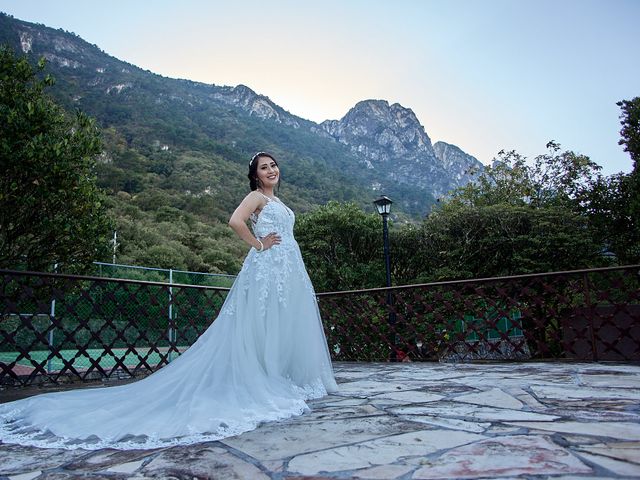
248;152;279;191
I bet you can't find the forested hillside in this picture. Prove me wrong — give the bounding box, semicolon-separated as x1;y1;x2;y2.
0;12;428;274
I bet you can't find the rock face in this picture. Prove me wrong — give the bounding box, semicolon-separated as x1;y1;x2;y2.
211;85;301;128
321;100;483;197
433;141;483;186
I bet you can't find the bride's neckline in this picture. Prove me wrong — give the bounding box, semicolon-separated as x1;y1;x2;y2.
258;190;281;203
250;191;292;224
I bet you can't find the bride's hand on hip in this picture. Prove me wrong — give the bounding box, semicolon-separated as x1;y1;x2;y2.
260;232;281;250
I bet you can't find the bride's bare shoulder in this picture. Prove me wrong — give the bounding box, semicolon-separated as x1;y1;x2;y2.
237;191;268;212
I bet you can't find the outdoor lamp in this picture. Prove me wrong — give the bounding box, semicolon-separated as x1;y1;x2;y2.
373;195;393;216
373;195;396;360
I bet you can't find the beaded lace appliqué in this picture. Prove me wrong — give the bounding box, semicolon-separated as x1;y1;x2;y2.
244;197;311;313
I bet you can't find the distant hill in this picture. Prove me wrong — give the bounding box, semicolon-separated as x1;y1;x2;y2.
0;12;484;273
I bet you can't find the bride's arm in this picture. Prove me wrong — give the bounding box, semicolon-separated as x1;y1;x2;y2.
228;192;280;251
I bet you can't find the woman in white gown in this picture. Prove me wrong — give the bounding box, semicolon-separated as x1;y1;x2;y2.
0;152;338;449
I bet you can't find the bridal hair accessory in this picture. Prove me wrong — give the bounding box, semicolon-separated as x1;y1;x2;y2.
250;152;268;166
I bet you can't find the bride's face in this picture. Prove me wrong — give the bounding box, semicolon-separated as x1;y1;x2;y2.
256;156;280;189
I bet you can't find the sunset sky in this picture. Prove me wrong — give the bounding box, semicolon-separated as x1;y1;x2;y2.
1;0;638;175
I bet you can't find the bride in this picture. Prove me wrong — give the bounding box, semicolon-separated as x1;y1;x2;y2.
0;152;338;449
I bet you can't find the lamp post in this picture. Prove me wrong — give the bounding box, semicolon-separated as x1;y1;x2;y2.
373;196;393;287
373;195;396;361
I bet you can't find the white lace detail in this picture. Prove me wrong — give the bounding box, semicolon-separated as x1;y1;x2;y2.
0;196;338;450
0;399;309;450
246;197;300;312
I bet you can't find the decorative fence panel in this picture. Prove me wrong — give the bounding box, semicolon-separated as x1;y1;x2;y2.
1;266;638;386
317;265;640;363
0;270;228;386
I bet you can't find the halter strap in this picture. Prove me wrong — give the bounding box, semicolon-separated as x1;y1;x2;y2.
257;191;277;204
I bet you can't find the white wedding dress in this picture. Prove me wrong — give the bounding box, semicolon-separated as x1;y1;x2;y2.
0;196;338;449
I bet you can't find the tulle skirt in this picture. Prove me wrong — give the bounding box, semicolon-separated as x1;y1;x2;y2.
0;245;338;450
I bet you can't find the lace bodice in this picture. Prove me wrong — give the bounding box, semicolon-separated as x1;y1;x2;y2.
241;194;314;312
250;195;295;242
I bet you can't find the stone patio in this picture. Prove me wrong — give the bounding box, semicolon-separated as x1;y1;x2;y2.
1;361;639;479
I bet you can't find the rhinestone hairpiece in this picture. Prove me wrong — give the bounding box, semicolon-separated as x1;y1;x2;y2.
250;152;267;166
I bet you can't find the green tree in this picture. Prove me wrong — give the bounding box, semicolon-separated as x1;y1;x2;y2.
397;143;607;282
449;142;601;210
0;46;112;272
585;173;639;263
617;97;640;171
584;97;640;264
295;201;385;291
448;150;534;208
417;204;603;281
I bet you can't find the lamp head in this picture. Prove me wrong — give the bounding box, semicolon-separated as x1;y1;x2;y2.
373;195;393;216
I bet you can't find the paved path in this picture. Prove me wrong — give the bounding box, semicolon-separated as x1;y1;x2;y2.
1;362;639;479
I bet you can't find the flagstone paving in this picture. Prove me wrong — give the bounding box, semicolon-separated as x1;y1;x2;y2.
1;361;639;479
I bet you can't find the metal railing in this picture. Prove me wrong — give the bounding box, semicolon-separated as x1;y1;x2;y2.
0;265;638;386
92;262;236;287
0;270;229;386
317;265;640;363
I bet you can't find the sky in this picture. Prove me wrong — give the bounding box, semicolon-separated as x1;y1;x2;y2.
1;0;638;175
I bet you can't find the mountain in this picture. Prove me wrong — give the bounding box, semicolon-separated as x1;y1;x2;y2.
0;13;484;207
0;14;380;209
321;100;482;198
0;12;485;272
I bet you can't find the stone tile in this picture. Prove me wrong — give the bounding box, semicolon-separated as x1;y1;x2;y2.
337;380;428;396
352;464;414;479
287;429;486;475
545;407;639;422
369;390;443;404
333;370;370;379
452;388;524;409
390;402;559;422
140;443;268;479
411;435;591;479
511;392;547;410
309;397;368;407
576;441;640;464
64;448;156;471
507;421;640;441
222;415;423;462
483;425;524;435
551;477;613;480
382;382;476;397
299;404;385;422
578;373;640;389
31;473;114;480
308;394;344;404
0;444;88;475
332;364;387;378
260;459;285;473
556;435;602;445
8;472;42;480
532;384;640;401
577;451;640;476
579;364;640;374
498;374;580;387
386;370;473;382
105;458;146;474
397;415;489;433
